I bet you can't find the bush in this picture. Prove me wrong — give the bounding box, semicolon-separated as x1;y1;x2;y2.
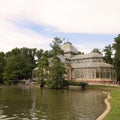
68;80;88;89
79;81;88;89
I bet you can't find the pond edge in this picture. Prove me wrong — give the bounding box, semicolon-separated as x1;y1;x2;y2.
96;92;111;120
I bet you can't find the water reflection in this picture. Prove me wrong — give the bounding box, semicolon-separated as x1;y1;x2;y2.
0;85;106;120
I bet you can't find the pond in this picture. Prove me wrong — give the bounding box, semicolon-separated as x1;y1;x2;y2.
0;85;106;120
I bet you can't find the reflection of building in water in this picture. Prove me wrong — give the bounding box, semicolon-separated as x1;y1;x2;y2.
32;42;116;84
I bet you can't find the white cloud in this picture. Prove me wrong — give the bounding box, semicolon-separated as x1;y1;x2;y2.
1;0;120;34
0;0;119;52
0;19;52;52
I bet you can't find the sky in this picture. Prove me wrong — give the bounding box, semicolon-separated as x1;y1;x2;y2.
0;0;119;53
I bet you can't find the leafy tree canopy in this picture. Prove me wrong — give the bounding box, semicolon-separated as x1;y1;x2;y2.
2;47;38;84
103;44;113;65
47;37;68;89
113;34;120;80
92;48;102;54
0;52;5;83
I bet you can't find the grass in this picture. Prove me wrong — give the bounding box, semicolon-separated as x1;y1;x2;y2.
103;89;120;120
88;85;120;120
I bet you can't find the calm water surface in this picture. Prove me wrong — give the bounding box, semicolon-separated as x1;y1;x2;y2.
0;85;106;120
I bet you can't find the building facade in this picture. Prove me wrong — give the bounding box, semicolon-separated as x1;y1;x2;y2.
61;42;116;83
32;42;116;84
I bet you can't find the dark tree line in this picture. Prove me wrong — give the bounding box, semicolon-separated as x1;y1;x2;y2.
0;52;5;84
0;47;50;84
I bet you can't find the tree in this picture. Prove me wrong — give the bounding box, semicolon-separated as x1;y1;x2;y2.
78;51;84;55
0;52;5;83
47;37;68;89
44;50;53;58
50;37;64;56
21;48;37;78
6;48;21;58
103;44;113;65
37;56;49;87
3;47;37;84
3;55;27;84
48;57;67;88
92;48;102;54
113;34;120;81
36;49;44;61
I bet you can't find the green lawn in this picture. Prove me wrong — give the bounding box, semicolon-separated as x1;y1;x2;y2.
103;89;120;120
89;85;120;120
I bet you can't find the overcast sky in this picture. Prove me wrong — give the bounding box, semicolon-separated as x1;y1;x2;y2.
0;0;119;53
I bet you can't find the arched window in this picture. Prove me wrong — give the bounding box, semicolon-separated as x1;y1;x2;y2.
96;69;99;78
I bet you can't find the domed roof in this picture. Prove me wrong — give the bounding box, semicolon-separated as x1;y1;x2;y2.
71;52;103;60
61;42;78;54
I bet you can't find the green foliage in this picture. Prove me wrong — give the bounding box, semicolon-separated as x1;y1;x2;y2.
37;56;49;87
2;47;37;84
79;81;88;89
113;34;120;80
78;51;84;55
69;80;88;89
50;37;64;56
36;49;44;60
47;37;67;89
3;55;27;84
0;52;5;83
36;37;68;89
69;81;82;86
92;48;102;54
103;89;120;120
48;57;67;89
103;44;113;65
44;50;53;58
